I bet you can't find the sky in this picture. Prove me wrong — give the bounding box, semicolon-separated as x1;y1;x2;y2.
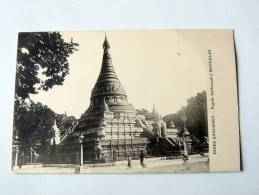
30;30;208;118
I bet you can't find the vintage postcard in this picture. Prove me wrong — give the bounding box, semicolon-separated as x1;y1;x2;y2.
12;30;240;173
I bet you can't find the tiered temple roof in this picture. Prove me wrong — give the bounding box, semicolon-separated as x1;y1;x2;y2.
74;35;148;161
86;35;135;115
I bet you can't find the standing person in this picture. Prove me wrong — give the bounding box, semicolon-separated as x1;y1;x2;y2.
127;156;132;169
113;149;117;162
101;153;105;161
183;141;189;161
140;150;146;168
199;141;205;157
180;141;188;161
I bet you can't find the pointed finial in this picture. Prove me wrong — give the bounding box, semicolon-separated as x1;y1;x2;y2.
152;104;156;113
103;33;110;49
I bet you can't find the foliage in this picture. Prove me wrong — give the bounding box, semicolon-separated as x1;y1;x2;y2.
16;32;78;99
13;32;78;157
163;91;208;140
14;100;55;155
56;114;77;137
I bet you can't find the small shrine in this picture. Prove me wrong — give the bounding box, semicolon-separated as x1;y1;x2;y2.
50;120;61;145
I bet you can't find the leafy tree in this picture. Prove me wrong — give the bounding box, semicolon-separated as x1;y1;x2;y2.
15;101;55;156
16;32;78;99
185;91;208;140
13;32;78;158
163;91;208;140
56;114;77;137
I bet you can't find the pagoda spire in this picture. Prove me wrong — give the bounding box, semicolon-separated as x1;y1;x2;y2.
103;33;110;49
97;34;118;83
88;34;135;114
151;104;159;121
152;104;156;113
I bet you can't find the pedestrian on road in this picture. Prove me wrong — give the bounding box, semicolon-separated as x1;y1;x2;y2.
113;149;117;162
127;156;132;169
140;150;146;168
180;141;188;161
183;141;189;161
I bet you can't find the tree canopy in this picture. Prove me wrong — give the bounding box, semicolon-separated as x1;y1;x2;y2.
13;32;79;157
14;101;55;155
56;114;77;137
16;32;78;99
163;91;208;140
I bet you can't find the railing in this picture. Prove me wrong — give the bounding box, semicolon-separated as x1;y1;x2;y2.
15;143;209;165
44;151;80;164
191;144;209;155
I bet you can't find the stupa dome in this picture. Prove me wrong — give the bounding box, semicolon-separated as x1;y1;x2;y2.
87;35;135;114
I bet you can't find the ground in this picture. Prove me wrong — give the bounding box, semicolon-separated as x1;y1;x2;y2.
13;155;209;174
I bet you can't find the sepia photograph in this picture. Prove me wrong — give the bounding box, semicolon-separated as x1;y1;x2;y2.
2;0;259;194
12;30;239;173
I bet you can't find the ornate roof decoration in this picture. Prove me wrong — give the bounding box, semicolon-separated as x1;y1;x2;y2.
91;35;126;99
86;35;135;114
147;104;160;121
